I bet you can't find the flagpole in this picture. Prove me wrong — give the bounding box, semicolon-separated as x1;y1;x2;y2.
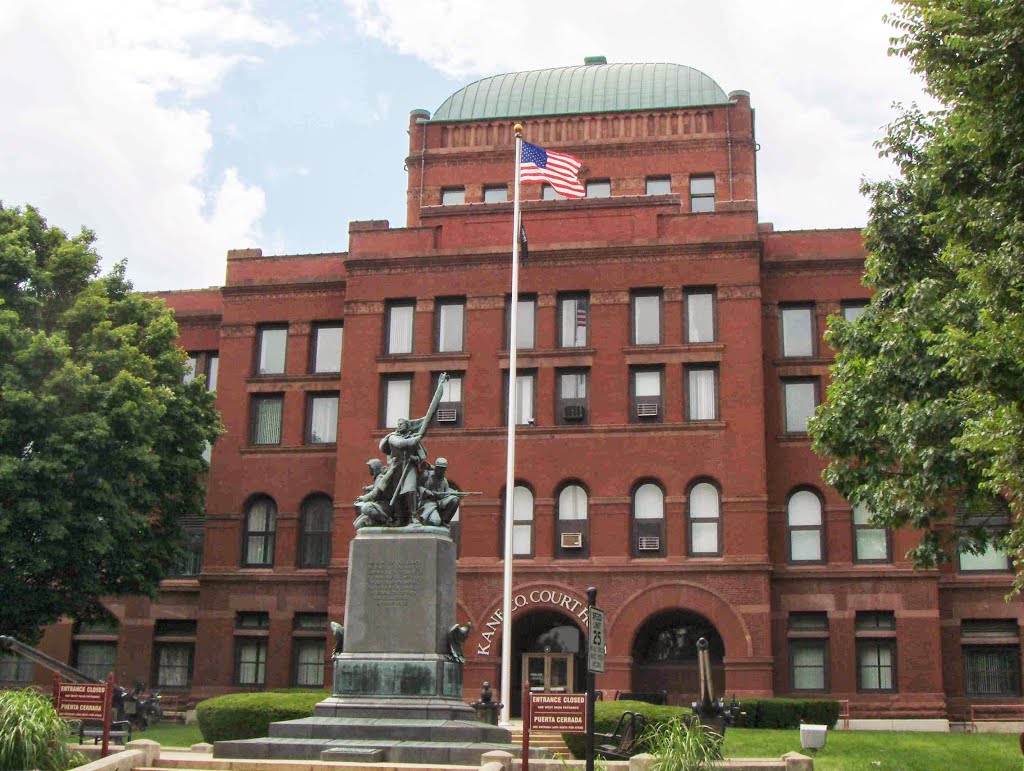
499;124;524;726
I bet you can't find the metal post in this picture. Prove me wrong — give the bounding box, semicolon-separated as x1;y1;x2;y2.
522;680;531;771
586;586;597;771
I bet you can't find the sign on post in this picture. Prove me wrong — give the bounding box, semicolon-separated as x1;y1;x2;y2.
529;693;588;733
588;606;606;674
54;676;113;757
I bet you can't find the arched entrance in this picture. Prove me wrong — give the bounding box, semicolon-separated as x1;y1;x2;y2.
511;609;584;716
631;610;725;706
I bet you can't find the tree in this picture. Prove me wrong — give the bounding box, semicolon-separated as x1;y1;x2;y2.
0;204;220;641
811;0;1024;587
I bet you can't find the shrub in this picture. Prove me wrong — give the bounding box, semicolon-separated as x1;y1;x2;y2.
647;717;723;771
195;690;329;742
0;689;85;771
739;698;840;729
562;699;692;759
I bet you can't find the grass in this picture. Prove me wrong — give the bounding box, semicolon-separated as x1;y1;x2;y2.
723;728;1022;771
129;723;204;747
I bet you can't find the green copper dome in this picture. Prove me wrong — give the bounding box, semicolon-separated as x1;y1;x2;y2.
431;59;729;122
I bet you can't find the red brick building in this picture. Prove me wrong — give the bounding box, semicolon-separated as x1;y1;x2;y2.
11;59;1023;724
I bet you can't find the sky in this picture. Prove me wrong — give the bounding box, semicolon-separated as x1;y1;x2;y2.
0;1;931;292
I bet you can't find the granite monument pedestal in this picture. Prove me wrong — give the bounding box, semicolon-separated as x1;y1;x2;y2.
214;527;529;765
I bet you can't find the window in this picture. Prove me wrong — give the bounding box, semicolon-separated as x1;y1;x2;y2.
243;496;277;567
299;495;332;568
646;176;671;195
631;367;663;423
256;326;287;375
558;293;589;348
688;481;721;556
556;483;589;559
856;612;897;692
292;613;328;687
484;185;508;203
632;290;662;345
958;499;1012;572
505;371;536;425
511;485;534;557
432;372;463;428
385;301;415;355
853;503;890;563
0;652;33;684
436;299;465;353
842;302;868;322
250;394;283;445
686;366;718;421
382;375;412;429
632;482;666;557
507;295;536;349
556;369;588;425
71;618;119;681
783;379;818;434
74;642;117;682
789;613;829;691
690;175;715;213
441;187;465;205
236;611;270;630
170;518;204;577
542;185;566;201
234;638;267;686
685;289;716;343
781;306;815;357
311;323;343;374
962;621;1021;697
152;620;196;689
586;180;611;198
788;489;824;562
306;393;339;444
185;351;219;390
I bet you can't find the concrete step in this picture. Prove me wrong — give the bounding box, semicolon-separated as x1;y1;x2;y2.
510;730;572;758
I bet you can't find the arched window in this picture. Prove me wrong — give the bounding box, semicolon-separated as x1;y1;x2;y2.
243;496;277;567
688;481;721;556
512;485;534;557
632;481;665;557
556;483;589;558
299;494;333;568
787;489;824;563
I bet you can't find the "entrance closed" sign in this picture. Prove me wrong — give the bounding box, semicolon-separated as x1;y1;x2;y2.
528;693;587;733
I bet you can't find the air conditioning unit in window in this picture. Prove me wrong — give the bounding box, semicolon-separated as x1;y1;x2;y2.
638;536;661;551
562;405;585;421
437;408;459;423
561;532;583;549
636;402;659;417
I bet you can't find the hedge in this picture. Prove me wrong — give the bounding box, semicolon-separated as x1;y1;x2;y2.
561;699;692;759
195;690;330;742
738;698;841;729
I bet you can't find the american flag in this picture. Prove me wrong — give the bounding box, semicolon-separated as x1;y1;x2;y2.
520;140;585;198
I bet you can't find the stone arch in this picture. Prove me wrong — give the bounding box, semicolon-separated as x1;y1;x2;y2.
608;581;753;659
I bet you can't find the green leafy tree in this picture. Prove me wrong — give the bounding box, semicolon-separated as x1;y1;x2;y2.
0;204;220;641
811;0;1024;586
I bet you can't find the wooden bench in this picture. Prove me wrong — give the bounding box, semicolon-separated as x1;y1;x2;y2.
594;710;647;760
969;703;1024;731
78;720;132;745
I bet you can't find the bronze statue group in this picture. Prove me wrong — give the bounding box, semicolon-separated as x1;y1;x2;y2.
354;373;474;530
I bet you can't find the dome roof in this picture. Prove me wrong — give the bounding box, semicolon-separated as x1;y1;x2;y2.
431;59;729;122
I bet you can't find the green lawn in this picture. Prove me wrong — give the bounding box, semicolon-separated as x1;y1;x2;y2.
128;723;204;747
723;728;1021;771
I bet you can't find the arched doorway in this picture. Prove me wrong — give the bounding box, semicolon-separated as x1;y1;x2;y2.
631;610;725;706
511;609;584;716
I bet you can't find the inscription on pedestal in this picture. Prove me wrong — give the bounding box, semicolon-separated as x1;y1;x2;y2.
367;561;423;608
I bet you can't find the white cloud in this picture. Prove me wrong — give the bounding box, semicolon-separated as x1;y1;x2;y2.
0;1;291;290
341;0;931;230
